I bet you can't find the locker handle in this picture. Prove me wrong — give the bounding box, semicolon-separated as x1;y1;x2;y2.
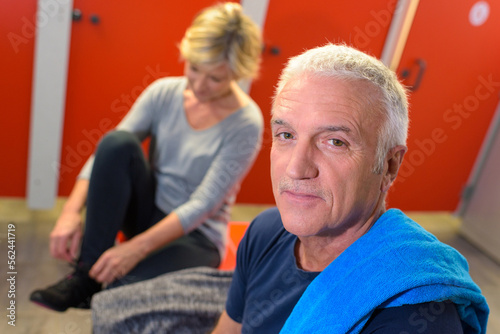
72;9;82;21
400;58;427;92
90;14;100;25
262;44;281;56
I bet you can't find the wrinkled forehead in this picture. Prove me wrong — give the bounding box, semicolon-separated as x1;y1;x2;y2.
272;74;385;120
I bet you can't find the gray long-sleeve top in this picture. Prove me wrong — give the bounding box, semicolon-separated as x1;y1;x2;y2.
78;77;264;256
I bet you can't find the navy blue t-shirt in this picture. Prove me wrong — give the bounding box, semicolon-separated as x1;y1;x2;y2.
225;208;463;333
226;208;319;333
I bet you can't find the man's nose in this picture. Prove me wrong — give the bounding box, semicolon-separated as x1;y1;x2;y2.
285;141;319;180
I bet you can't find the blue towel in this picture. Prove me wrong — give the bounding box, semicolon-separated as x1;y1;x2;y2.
280;209;489;333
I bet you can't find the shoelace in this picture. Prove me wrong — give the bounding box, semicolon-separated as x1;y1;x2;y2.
52;262;91;292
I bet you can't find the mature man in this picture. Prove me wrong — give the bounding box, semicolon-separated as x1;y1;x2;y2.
212;44;488;333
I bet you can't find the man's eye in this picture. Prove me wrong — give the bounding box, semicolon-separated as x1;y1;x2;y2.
277;132;293;140
330;139;344;147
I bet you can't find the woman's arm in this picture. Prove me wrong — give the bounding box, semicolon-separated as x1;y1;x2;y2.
174;118;263;234
49;179;89;262
57;80;169;273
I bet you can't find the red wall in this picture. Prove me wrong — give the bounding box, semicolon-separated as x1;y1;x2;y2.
2;0;499;212
58;0;217;194
388;0;500;210
0;0;37;197
240;0;396;204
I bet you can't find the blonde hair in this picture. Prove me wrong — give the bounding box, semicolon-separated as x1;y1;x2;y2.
179;2;262;80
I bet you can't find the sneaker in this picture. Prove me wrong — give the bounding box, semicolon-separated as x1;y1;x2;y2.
30;263;102;312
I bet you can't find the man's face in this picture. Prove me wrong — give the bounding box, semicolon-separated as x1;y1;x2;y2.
271;74;386;238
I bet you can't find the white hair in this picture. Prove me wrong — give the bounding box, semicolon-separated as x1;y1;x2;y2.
273;43;409;174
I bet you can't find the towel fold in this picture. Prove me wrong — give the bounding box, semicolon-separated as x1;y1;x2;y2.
280;209;489;334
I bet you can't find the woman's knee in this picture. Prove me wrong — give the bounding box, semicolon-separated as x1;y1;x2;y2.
96;130;142;158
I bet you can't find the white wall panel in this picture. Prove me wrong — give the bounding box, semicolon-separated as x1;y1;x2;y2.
27;0;73;208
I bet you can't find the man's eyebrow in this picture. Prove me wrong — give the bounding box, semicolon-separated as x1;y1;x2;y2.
271;118;287;126
320;125;351;133
271;119;351;133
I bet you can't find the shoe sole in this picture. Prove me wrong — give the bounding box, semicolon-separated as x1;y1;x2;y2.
30;300;68;312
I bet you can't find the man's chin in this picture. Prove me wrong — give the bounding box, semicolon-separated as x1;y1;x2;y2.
280;211;316;237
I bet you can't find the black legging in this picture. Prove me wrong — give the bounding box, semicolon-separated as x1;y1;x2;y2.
79;130;220;287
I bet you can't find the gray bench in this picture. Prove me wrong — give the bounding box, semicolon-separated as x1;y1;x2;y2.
91;267;233;333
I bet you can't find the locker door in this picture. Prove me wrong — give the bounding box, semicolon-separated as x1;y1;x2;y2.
58;0;216;195
0;1;37;197
241;0;397;204
59;0;398;205
389;0;500;210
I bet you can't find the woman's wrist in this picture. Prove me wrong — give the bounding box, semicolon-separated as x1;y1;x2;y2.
128;233;153;259
61;203;82;214
130;214;185;259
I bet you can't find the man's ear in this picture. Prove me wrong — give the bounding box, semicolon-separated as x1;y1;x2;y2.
381;145;407;193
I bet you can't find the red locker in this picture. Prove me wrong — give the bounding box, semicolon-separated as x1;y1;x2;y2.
0;0;37;197
240;0;397;204
59;0;217;195
390;0;500;210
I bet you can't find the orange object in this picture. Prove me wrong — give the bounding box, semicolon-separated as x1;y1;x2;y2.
115;222;250;271
116;230;128;243
218;221;250;271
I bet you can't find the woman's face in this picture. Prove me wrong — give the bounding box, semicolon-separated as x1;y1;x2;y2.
184;61;235;102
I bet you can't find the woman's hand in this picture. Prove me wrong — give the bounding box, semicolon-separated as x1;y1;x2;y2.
49;210;83;263
89;240;147;284
89;212;184;284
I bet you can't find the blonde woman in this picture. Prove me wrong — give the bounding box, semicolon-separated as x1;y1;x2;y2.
31;2;263;312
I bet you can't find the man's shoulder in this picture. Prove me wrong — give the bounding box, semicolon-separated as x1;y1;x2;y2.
361;301;463;333
241;207;292;257
248;207;283;234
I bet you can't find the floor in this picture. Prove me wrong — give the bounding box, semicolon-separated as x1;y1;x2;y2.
0;198;499;333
